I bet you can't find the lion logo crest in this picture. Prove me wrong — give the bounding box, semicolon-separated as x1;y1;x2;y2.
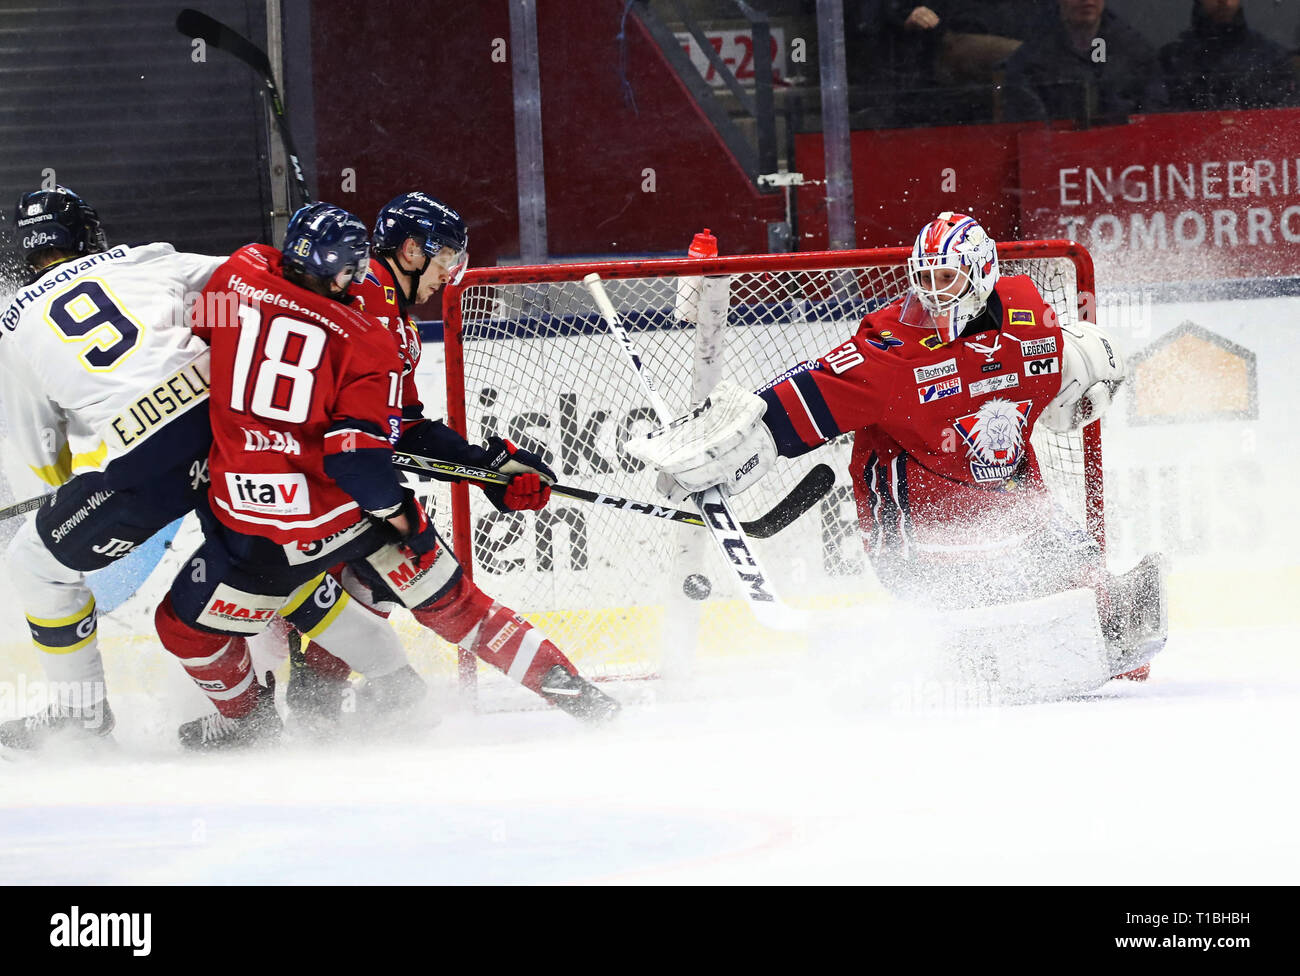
952;398;1032;483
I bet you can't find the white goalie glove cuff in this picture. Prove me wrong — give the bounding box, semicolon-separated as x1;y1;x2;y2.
1040;322;1125;433
624;379;777;503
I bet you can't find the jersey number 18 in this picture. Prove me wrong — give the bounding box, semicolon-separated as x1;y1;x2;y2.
229;306;326;423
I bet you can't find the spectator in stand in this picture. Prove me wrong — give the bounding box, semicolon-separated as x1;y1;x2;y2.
851;2;956;125
1160;0;1297;112
1001;0;1167;123
941;1;1048;83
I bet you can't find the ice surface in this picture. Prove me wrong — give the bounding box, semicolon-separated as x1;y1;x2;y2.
2;618;1296;885
3;298;1298;885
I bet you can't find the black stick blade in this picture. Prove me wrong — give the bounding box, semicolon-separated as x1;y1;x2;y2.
176;7;273;77
745;463;836;539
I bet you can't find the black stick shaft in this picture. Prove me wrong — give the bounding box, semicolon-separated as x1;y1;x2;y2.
392;451;833;540
176;8;312;208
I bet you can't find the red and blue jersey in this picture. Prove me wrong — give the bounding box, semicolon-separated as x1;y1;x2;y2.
352;257;425;428
193;244;404;544
758;275;1068;557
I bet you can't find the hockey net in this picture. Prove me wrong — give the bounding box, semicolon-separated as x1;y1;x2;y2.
438;243;1101;685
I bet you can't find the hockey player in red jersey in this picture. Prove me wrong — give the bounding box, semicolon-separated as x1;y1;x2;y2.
629;213;1166;679
284;191;619;724
154;203;453;748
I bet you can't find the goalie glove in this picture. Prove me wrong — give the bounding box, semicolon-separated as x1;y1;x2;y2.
623;379;777;504
481;436;555;512
1039;322;1125;432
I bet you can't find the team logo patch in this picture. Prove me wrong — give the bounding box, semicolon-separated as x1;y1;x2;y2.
197;583;284;634
914;358;958;384
951;398;1033;483
866;330;904;352
920;334;946;351
1009;309;1036;326
1024;356;1060;377
1020;336;1057;357
384;286;396;305
225;472;310;516
969;373;1020;396
918;376;962;403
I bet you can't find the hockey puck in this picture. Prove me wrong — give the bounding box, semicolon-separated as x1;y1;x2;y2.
682;573;712;600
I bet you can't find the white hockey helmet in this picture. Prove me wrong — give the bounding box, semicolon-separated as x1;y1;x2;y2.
902;212;999;342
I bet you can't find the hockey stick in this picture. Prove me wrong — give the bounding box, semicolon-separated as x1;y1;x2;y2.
0;493;48;522
391;451;833;540
176;8;312;209
583;273;818;631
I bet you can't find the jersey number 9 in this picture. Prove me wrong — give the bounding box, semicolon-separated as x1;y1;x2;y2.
46;280;143;371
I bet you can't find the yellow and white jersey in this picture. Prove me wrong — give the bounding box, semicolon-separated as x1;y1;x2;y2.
0;243;224;487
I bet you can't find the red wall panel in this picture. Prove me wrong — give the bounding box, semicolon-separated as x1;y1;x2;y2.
311;0;782;314
795;123;1032;251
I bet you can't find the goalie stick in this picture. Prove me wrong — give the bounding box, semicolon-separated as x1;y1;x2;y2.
583;273;824;631
175;8;312;209
391;451;834;540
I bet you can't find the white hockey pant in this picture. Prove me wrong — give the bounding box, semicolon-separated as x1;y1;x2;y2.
5;518;105;704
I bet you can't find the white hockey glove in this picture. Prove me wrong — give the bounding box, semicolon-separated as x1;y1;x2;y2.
623;379;777;504
1039;322;1125;432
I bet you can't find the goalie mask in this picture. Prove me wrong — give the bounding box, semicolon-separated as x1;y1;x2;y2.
901;212;999;343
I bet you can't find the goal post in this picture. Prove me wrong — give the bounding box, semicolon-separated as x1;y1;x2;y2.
439;242;1102;686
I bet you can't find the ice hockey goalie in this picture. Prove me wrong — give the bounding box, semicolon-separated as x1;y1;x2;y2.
627;213;1167;698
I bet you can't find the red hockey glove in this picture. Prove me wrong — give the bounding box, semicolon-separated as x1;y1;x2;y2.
482;436;555;512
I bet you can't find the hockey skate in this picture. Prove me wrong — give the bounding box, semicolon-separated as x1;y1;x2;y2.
285;639;351;734
539;665;622;723
1103;553;1168;679
179;673;283;751
356;665;427;715
0;698;115;752
349;665;436;735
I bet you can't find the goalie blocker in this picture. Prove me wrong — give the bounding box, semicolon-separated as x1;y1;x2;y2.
625;215;1164;683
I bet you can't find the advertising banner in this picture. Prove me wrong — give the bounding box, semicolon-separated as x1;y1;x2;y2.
1020;108;1300;285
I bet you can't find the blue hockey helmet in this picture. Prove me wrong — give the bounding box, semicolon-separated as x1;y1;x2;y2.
281;203;370;295
372;191;468;285
14;186;108;268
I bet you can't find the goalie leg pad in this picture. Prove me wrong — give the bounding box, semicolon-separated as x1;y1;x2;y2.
924;587;1116;701
1100;553;1168;677
287;584;410;679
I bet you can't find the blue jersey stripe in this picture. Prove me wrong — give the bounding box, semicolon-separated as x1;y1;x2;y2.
793;371;841;441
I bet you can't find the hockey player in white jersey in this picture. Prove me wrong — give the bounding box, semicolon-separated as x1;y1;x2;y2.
0;186;224;749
